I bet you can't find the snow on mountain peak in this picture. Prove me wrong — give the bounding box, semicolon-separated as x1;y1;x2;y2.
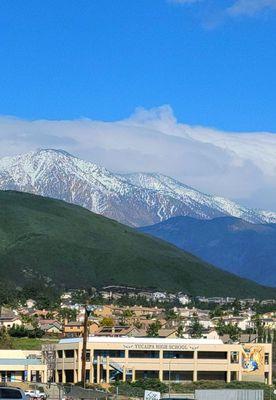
0;149;276;226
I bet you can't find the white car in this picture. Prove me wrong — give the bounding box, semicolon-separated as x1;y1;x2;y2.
0;387;27;400
25;391;46;400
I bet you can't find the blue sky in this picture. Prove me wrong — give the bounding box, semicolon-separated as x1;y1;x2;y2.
1;0;276;210
1;0;276;131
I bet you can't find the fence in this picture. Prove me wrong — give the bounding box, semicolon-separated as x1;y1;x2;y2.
195;389;264;400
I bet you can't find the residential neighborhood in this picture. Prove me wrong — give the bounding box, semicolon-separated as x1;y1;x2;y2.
1;288;276;345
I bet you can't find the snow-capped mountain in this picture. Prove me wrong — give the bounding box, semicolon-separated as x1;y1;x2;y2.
0;148;276;227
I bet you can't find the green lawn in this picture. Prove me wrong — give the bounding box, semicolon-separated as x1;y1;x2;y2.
12;337;59;350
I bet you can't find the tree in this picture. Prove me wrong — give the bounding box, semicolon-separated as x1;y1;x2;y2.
232;299;242;316
122;310;134;318
227;324;241;342
100;317;114;327
0;327;12;349
210;307;224;319
273;329;276;344
9;325;28;338
165;309;177;321
147;321;162;337
59;307;77;322
177;324;184;338
215;319;240;341
120;309;134;325
215;318;226;336
190;317;204;338
252;314;264;341
133;321;142;329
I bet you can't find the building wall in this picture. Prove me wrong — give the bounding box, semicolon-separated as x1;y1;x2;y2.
0;350;47;384
54;337;272;385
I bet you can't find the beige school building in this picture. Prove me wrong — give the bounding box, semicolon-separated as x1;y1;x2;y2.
0;350;47;384
55;337;272;385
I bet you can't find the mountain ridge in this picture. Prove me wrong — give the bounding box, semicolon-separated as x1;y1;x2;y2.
139;215;276;286
1;190;276;298
0;148;275;227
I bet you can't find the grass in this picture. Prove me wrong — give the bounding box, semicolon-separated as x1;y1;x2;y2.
1;190;276;298
12;337;59;350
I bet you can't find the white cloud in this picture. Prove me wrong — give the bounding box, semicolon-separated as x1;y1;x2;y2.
169;0;276;20
227;0;276;16
0;106;276;211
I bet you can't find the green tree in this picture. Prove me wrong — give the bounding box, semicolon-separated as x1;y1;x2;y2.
210;307;224;319
190;317;204;338
232;299;242;316
177;324;184;338
252;314;264;341
273;329;276;344
215;319;241;341
100;317;114;327
165;309;177;321
9;325;28;338
147;321;162;337
59;307;77;322
227;323;241;342
0;327;12;349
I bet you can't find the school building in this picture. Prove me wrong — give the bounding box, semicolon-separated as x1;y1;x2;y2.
0;350;47;383
54;336;272;385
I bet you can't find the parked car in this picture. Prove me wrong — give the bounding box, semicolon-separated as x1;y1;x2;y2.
0;387;27;400
25;391;46;400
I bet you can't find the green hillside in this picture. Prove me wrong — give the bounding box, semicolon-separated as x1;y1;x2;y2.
0;190;275;298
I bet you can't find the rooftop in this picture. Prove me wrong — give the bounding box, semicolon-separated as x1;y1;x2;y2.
59;336;223;345
0;359;41;366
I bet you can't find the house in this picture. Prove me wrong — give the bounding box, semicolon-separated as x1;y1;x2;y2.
25;299;36;309
178;294;190;305
202;328;220;340
157;328;179;338
0;307;22;329
220;333;258;344
30;309;51;318
260;318;276;330
198;317;214;330
94;325;142;337
38;319;62;335
63;320;100;337
63;321;83;337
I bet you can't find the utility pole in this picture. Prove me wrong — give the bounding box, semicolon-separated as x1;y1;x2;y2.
81;305;91;387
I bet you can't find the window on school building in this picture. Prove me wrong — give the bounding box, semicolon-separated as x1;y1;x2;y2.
163;371;193;381
198;351;227;359
86;350;91;362
135;370;159;379
163;351;194;359
231;351;239;363
231;371;238;381
94;350;125;358
197;371;227;381
64;350;75;358
129;350;159;358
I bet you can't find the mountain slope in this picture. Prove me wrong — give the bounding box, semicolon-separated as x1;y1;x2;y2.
140;216;276;286
0;190;276;298
0;149;276;227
